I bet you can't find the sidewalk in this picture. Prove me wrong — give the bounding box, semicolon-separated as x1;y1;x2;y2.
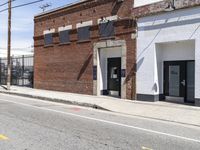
0;86;200;127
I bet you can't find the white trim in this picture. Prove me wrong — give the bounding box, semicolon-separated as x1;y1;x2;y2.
43;29;55;35
76;20;93;28
98;15;118;24
58;25;72;32
134;0;162;8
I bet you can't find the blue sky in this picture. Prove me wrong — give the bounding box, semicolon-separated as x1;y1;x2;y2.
0;0;77;57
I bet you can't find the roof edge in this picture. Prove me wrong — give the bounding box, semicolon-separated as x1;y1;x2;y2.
34;0;90;18
132;0;200;18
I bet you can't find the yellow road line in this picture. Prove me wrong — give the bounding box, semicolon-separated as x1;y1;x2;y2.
0;134;9;140
142;146;153;150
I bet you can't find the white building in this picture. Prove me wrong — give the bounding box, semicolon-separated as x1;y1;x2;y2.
133;0;200;106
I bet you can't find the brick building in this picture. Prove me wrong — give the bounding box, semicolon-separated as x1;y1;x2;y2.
34;0;136;99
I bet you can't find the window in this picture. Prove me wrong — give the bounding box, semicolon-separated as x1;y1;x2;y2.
44;33;53;45
77;26;90;41
99;21;114;38
59;30;70;44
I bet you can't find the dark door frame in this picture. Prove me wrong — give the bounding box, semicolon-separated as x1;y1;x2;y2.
107;57;121;97
164;60;195;103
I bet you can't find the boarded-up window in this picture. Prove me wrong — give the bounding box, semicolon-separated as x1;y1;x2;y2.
99;21;114;38
44;33;53;45
59;30;70;43
78;26;90;41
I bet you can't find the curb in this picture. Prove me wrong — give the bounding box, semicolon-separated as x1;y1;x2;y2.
0;90;200;128
118;112;200;128
0;90;109;111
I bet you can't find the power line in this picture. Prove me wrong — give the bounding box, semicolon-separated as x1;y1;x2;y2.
12;0;44;9
0;0;15;7
0;0;44;13
0;0;16;7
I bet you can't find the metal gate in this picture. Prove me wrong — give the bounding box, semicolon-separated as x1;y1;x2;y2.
0;55;34;87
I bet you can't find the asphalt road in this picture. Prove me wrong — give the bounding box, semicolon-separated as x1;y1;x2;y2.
0;94;200;150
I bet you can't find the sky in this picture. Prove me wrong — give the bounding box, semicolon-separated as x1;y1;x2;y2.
0;0;77;57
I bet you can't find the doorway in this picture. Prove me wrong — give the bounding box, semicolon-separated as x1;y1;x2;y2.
107;58;121;97
164;61;195;103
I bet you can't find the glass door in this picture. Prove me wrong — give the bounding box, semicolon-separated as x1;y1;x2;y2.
168;65;180;96
164;61;195;103
164;61;186;99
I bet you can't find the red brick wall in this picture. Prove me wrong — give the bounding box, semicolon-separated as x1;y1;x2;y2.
34;0;134;36
34;0;136;99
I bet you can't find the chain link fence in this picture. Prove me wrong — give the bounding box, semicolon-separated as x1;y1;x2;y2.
0;55;34;87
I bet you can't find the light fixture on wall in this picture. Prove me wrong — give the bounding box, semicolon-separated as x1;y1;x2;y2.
165;0;176;12
100;16;108;23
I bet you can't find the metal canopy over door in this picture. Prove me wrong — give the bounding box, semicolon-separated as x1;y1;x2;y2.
107;58;121;97
164;61;195;103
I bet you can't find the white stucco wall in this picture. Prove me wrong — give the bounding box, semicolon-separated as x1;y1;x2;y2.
137;6;200;99
134;0;162;7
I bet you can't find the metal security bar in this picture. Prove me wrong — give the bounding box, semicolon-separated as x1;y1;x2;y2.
0;55;34;88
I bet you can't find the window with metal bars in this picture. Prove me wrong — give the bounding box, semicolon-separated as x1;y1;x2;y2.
77;26;90;41
44;33;53;45
59;30;70;44
99;21;114;38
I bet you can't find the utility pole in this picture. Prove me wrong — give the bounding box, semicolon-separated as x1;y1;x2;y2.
7;0;12;90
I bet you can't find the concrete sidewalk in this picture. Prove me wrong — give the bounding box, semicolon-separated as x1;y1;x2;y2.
0;86;200;127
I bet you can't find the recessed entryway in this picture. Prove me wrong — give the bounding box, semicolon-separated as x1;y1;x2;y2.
93;40;127;99
153;40;196;104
